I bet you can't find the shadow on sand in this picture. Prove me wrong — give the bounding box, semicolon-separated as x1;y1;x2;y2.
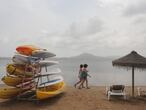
0;92;66;110
107;96;146;105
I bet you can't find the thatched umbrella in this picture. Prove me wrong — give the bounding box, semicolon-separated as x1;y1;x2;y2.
112;51;146;97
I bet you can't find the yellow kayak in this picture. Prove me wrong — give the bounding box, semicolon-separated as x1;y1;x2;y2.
36;81;65;100
6;64;33;77
0;87;26;99
0;84;35;99
1;75;32;87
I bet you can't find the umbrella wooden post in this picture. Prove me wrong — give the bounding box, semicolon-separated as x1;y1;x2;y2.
132;66;134;97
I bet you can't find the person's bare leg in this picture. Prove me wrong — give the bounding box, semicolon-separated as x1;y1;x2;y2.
74;79;81;88
81;81;85;88
82;84;85;88
78;79;85;89
86;78;90;89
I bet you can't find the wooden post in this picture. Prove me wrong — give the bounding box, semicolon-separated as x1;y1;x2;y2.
132;66;134;97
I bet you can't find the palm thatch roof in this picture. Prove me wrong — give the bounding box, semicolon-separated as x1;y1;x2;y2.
112;51;146;68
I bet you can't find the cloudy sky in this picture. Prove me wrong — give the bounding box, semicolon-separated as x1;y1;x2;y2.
0;0;146;57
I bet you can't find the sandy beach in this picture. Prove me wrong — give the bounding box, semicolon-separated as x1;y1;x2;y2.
1;86;146;110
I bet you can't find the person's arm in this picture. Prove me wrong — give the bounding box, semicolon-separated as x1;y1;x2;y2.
86;70;91;77
85;68;91;77
78;70;82;77
87;73;91;77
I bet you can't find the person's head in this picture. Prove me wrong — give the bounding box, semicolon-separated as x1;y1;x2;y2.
84;64;88;68
80;64;83;68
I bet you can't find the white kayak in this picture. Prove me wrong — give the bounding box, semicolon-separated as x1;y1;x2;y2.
37;75;64;87
35;68;62;78
12;54;39;64
32;50;56;59
48;68;62;74
39;60;59;67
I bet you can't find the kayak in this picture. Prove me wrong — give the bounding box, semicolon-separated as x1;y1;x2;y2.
16;80;35;88
0;87;24;99
0;85;35;99
1;75;32;87
6;64;34;77
32;50;56;58
16;45;44;56
12;54;39;64
36;81;65;100
39;60;59;67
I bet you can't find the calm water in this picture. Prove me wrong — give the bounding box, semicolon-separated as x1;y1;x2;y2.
1;58;146;86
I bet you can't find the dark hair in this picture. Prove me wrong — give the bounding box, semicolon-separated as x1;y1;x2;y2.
80;64;83;68
84;64;88;68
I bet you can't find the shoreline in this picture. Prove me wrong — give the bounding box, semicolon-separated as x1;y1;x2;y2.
1;86;146;110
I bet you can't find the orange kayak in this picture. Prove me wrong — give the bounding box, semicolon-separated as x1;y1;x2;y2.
16;45;43;56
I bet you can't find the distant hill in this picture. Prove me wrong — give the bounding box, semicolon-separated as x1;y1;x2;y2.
71;53;105;60
0;53;117;61
72;53;99;58
54;53;115;61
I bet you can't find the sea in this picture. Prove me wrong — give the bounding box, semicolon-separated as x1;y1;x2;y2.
1;55;146;86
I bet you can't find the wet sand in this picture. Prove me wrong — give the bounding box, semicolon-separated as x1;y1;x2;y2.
1;86;146;110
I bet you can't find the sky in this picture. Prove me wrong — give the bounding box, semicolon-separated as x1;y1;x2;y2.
0;0;146;57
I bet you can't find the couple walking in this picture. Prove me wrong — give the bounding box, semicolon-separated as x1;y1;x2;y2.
74;64;91;89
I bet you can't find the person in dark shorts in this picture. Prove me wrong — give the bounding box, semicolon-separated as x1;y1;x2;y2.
78;64;91;89
74;64;85;88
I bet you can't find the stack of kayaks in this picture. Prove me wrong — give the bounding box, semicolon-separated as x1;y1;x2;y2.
0;45;65;100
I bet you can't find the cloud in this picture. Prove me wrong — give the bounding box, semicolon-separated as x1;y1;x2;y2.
0;0;65;37
20;16;104;56
1;0;146;57
34;16;104;48
64;17;103;38
123;0;146;17
0;37;9;44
